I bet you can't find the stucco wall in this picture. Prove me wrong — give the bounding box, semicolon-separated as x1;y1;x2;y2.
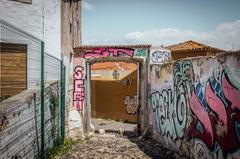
149;52;240;159
91;70;137;123
72;46;149;135
0;0;61;58
0;81;61;158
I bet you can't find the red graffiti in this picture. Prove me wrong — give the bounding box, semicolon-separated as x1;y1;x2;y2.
83;48;134;59
189;72;240;157
73;66;85;111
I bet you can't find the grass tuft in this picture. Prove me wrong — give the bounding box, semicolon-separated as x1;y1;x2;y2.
45;138;79;159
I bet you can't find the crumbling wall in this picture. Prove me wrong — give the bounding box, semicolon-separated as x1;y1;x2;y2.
149;52;240;159
0;81;61;158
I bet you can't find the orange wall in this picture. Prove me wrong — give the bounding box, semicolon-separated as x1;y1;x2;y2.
91;70;137;123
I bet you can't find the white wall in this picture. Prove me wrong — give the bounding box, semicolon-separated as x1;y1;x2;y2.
0;0;61;59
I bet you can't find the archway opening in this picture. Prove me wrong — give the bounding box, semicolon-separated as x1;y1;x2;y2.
90;61;139;133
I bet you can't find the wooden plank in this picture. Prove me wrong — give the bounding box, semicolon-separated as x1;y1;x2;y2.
1;43;27;97
1;70;26;74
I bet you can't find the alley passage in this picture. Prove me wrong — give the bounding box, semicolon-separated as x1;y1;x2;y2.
61;119;186;159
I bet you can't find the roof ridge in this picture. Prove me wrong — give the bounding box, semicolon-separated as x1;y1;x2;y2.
165;40;224;52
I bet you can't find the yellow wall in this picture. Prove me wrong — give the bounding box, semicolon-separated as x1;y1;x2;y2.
91;70;137;123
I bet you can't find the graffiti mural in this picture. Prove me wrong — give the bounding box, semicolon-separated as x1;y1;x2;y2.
189;70;240;158
151;60;194;140
150;53;240;159
150;49;171;64
124;95;137;114
73;47;148;111
135;48;147;57
82;48;134;59
73;66;85;111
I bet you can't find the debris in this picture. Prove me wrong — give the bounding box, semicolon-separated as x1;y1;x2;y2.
60;119;185;159
99;129;105;135
118;127;124;136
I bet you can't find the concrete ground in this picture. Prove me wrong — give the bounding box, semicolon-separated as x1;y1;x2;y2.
60;118;186;159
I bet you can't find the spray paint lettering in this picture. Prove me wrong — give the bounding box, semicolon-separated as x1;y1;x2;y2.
135;49;147;57
189;70;240;157
151;50;171;64
151;88;188;140
83;48;134;59
73;66;85;111
151;60;194;140
124;95;137;114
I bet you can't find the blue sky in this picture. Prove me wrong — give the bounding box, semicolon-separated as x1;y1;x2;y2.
82;0;240;50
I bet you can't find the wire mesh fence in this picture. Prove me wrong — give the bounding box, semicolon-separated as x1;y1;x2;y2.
44;53;61;82
0;19;62;100
0;19;41;100
0;19;65;158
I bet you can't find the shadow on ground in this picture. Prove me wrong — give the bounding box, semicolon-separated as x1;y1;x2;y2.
86;118;187;159
94;129;186;159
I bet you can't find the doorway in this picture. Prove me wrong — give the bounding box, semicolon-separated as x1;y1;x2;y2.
91;61;138;123
85;57;143;135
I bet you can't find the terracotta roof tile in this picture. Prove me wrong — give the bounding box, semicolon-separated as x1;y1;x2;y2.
165;40;224;52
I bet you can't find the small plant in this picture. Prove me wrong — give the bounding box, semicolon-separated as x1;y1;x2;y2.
49;90;59;145
45;138;79;159
0;96;10;102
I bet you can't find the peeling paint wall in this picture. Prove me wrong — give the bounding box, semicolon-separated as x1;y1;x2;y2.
149;52;240;159
0;82;61;158
61;0;82;137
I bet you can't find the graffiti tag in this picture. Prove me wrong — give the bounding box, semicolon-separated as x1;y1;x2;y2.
189;71;240;157
73;66;85;111
124;95;137;114
135;49;147;57
150;50;171;64
151;60;193;140
83;48;134;59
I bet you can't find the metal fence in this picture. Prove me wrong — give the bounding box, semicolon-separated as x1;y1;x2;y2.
0;19;65;158
0;19;41;90
44;53;62;82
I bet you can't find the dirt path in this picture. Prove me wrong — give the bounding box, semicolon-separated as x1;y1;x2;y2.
60;119;186;159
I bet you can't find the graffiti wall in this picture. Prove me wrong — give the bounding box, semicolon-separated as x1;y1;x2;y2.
150;48;171;64
73;47;148;111
149;53;240;159
71;46;149;134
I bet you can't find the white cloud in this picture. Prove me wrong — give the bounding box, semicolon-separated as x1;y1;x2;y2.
82;1;94;11
83;20;240;51
125;20;240;50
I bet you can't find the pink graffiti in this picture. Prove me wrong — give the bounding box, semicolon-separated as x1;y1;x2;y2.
189;72;240;156
222;74;240;110
73;66;85;111
190;89;214;150
205;81;228;154
83;48;134;59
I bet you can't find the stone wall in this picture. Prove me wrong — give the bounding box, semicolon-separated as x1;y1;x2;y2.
149;52;240;159
0;81;61;159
